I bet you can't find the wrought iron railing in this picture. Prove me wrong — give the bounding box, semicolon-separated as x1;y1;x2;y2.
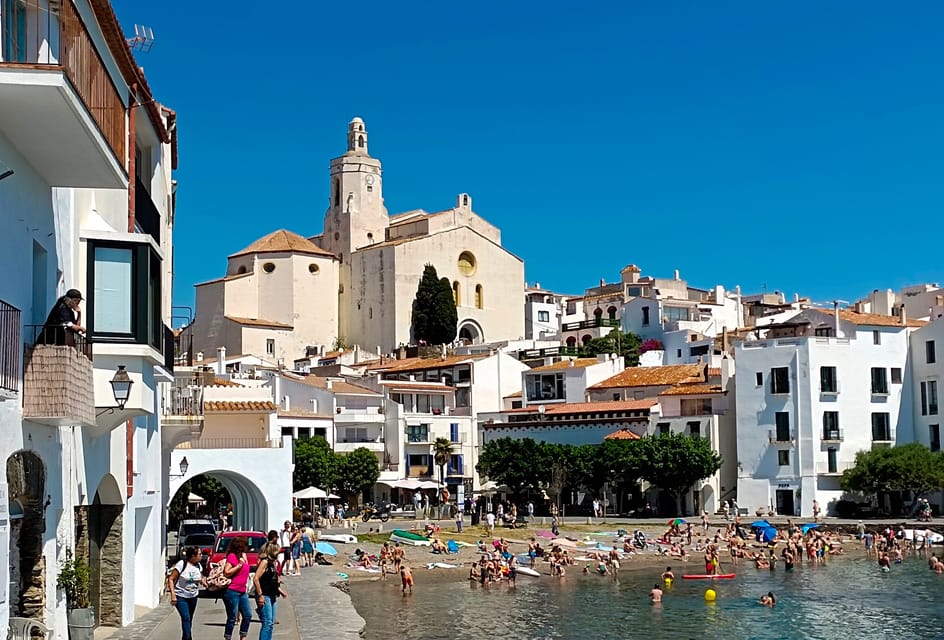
26;324;93;361
0;299;21;394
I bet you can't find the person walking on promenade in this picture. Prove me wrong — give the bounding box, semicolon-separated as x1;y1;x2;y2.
252;542;286;640
168;547;207;640
221;536;252;640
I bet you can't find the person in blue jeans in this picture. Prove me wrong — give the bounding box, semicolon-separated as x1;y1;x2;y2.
221;537;253;640
252;543;286;640
168;547;207;640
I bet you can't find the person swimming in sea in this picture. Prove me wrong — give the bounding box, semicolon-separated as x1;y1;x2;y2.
760;592;776;607
650;584;663;603
661;566;675;586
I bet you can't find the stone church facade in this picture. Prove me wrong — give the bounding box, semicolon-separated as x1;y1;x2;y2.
190;118;524;361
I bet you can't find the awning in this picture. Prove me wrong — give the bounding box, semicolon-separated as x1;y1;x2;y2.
293;487;328;500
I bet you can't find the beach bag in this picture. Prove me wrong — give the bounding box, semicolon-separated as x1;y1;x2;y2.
206;562;231;591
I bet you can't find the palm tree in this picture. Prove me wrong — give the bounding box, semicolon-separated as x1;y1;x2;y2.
432;437;454;518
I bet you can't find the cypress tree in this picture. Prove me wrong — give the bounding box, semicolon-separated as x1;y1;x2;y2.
411;264;458;345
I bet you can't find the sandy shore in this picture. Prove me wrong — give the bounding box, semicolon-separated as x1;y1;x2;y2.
332;521;868;585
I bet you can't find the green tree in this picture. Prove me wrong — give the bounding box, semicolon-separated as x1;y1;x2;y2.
410;264;457;345
581;329;642;366
293;437;339;492
638;433;723;516
432;437;455;517
335;448;381;509
476;438;550;498
841;443;944;504
168;475;231;528
592;438;646;513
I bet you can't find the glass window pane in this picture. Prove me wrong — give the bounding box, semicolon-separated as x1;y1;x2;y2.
94;247;133;333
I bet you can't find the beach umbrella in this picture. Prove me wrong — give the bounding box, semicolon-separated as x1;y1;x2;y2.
760;526;778;543
667;518;686;526
802;523;819;534
751;519;771;529
315;541;338;556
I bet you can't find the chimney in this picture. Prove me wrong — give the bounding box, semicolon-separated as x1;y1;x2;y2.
569;358;576;367
535;282;541;289
282;395;290;411
600;278;606;287
704;363;709;382
216;347;226;375
196;351;204;362
899;304;907;326
310;398;318;413
833;301;841;336
674;269;680;281
326;378;334;389
794;293;800;302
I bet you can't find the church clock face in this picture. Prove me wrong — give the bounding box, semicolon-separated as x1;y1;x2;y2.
365;174;375;186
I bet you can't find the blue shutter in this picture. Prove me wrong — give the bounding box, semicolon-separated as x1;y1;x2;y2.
456;454;464;475
427;457;434;476
450;423;459;442
406;456;411;475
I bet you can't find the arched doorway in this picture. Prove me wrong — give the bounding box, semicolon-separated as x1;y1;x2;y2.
6;450;46;620
76;474;124;627
168;471;270;533
457;320;484;345
167;475;233;532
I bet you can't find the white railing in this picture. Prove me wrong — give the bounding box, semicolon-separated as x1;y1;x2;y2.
178;438;282;449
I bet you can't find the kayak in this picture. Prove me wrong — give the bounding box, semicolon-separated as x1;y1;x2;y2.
390;530;431;546
682;573;736;580
517;567;540;577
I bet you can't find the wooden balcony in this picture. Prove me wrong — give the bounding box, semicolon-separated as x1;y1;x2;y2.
22;327;95;427
561;318;620;332
0;0;127;187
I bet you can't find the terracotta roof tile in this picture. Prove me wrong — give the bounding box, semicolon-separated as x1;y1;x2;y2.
659;383;724;396
589;364;703;390
504;390;522;398
528;358;602;372
204;401;276;412
211;378;244;387
545;399;657;414
604;428;641;440
370;353;486;373
708;367;721;377
229;229;335;259
225;316;294;329
283;373;379;396
838;309;926;328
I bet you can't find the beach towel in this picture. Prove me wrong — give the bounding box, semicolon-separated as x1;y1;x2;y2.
447;540;459;554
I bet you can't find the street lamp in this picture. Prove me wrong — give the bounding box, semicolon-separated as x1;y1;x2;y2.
97;365;134;416
170;456;189;479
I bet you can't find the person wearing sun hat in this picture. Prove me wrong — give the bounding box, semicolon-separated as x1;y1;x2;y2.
39;288;86;345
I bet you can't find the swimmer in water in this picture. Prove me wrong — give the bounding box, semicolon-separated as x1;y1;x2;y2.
760;592;776;607
650;583;663;603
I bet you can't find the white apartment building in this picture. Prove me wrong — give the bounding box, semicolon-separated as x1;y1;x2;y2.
522;355;625;407
734;308;922;518
524;284;567;341
909;320;943;451
1;1;178;634
859;284;944;322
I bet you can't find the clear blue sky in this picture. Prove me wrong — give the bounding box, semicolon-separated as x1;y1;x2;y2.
116;2;943;315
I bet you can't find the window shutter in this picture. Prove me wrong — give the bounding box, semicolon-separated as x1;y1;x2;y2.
457;454;464;475
406;456;411;474
450;423;459;442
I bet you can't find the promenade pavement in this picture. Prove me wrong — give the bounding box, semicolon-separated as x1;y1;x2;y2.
100;562;365;640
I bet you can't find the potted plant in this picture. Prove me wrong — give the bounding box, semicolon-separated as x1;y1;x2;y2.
58;548;94;640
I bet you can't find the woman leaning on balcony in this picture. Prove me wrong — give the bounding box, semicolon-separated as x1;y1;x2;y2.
38;288;86;345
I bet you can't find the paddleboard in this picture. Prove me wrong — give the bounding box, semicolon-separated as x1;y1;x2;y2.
682;573;736;580
320;534;358;544
517;567;540;577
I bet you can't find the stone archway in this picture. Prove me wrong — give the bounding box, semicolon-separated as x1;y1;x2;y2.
169;471;269;533
457;319;484;345
75;474;123;628
6;450;46;620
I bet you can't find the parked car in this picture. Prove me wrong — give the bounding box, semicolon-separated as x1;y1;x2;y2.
178;533;217;572
207;530;268;573
177;518;216;542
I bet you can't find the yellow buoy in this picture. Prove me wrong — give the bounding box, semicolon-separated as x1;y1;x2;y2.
704;588;716;602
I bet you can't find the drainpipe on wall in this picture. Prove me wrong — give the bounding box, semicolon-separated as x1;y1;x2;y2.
126;85;138;499
128;84;137;232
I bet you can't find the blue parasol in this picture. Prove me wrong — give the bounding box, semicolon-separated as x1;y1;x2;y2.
760;526;778;543
315;541;338;556
801;523;818;534
751;519;771;529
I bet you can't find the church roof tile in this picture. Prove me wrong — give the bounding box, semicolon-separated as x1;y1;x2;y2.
229;229;336;259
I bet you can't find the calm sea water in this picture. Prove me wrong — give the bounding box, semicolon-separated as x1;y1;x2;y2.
351;557;943;640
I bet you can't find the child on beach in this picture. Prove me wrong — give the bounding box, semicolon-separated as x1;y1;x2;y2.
400;565;414;594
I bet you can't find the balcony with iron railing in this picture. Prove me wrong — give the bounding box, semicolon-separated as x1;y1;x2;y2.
178;437;284;450
561;318;621;332
22;324;95;426
0;0;127;187
768;430;796;446
821;428;844;443
0;299;21;399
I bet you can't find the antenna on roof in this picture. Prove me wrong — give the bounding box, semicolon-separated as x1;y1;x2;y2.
127;24;155;53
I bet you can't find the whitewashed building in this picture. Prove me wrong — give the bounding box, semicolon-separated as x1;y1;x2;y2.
734;308;922;518
1;1;178;634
